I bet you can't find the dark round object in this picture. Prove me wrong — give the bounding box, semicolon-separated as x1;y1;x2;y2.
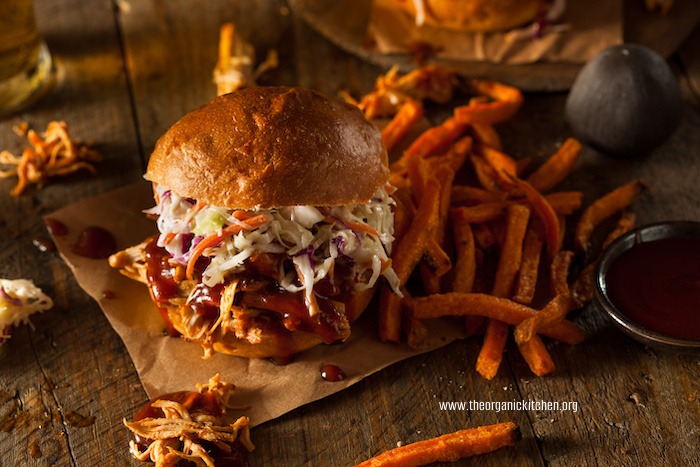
565;44;683;157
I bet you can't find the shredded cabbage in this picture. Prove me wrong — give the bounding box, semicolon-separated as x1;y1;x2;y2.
148;185;401;305
0;279;54;338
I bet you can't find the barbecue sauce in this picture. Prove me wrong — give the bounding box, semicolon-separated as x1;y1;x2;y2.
144;238;180;336
70;226;116;258
320;364;346;382
605;237;700;340
142;239;354;356
44;218;68;236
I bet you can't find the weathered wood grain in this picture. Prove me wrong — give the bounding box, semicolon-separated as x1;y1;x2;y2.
0;0;698;466
0;1;146;466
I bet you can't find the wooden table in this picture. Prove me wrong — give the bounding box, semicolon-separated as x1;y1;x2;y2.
1;1;699;465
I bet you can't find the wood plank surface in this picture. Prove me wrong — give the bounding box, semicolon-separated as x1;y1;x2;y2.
0;1;698;466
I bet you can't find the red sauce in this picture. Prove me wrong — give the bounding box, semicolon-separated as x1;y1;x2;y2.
142;238;353;357
188;282;224;319
320;364;346;382
44;218;68;236
102;290;115;299
144;238;180;337
70;226;117;258
605;237;700;340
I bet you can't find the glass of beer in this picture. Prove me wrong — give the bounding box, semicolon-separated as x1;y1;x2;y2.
0;0;53;116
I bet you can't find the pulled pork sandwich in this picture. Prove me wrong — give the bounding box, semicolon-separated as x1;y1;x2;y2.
110;87;399;361
393;0;561;32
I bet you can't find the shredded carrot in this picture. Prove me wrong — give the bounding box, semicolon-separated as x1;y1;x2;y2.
185;213;269;280
344;220;381;237
0;121;101;196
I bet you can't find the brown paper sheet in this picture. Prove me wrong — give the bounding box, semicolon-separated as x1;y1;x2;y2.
368;0;623;64
47;182;466;426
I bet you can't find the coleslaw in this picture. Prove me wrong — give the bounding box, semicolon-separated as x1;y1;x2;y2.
147;184;401;309
0;278;54;342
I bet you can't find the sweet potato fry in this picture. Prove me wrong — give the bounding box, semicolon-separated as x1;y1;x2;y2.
574;179;646;253
479;145;518;187
400;289;428;349
407;116;469;158
526;138;582;193
571;263;595;309
451;211;476;293
475;320;509;380
602;211;636;250
406;153;431;202
382;99;424;153
454;79;524;125
354;421;520;467
392;197;412;243
391;116;468;172
470;122;502;150
477;204;530;379
434;163;457;243
440;135;472;173
550;250;574;298
451;202;510;223
379;177;440;342
570;212;636;308
544;191;583;215
492;204;530;298
509;176;560;258
451;185;505;206
472;223;497;250
470;154;501;193
512;226;544;305
514;294;573;345
517;336;556;377
420;161;456;292
422;237;451;277
410;293;584;344
379;287;404;344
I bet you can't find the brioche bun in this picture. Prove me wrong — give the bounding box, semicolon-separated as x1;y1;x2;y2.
146;86;389;209
394;0;547;32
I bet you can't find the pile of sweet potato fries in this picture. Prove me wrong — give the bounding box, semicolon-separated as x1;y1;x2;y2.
352;65;645;379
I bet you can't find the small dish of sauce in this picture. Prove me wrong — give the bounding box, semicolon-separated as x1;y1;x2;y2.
595;221;700;350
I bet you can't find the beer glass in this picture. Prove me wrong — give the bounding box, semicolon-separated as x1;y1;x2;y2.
0;0;52;116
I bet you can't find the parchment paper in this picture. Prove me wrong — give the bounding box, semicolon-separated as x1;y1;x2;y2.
368;0;623;64
47;183;466;426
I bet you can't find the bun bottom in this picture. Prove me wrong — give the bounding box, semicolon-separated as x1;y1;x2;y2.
167;288;377;360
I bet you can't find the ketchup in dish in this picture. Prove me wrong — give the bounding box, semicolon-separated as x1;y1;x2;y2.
605;237;700;340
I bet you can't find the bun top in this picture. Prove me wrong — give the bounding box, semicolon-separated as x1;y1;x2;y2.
147;87;389;209
394;0;546;32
